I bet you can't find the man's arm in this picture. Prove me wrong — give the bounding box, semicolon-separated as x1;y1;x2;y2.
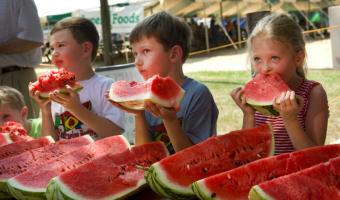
0;38;43;54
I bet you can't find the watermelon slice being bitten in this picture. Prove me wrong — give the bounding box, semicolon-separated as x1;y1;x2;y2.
109;75;185;110
243;73;290;116
31;68;82;98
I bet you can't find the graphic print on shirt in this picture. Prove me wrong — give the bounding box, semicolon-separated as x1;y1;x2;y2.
54;101;97;139
150;118;183;154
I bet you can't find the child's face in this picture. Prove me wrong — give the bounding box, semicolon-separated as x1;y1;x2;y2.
132;36;172;80
251;36;303;83
0;104;27;126
50;29;85;71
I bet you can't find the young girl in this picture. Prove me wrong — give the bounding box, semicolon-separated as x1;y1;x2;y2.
230;13;328;155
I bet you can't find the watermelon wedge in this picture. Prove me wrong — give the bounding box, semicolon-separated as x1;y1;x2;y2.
7;135;130;200
109;74;185;110
46;142;169;200
0;136;54;160
243;73;289;116
0;121;33;146
146;124;274;199
192;144;340;200
0;135;93;197
249;155;340;200
31;68;83;98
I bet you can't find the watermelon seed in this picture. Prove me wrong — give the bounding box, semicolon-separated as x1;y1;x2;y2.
211;193;216;198
257;153;262;158
227;174;231;179
202;167;209;174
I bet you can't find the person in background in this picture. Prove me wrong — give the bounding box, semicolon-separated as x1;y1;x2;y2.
230;13;329;155
109;11;219;154
0;0;44;119
0;86;41;138
29;17;125;140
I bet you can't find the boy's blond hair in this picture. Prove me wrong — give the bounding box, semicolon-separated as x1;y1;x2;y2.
0;86;26;110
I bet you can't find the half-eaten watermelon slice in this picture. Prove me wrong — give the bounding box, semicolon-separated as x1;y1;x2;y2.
146;124;274;199
46;142;169;200
243;73;290;116
109;74;185;110
0;121;33;146
31;68;83;98
193;144;340;200
249;155;340;200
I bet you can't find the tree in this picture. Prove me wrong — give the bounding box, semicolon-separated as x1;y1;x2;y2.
100;0;114;65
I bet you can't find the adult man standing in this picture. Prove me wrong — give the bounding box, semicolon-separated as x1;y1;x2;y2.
0;0;44;118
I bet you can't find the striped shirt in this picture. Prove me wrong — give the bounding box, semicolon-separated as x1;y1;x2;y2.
255;79;319;155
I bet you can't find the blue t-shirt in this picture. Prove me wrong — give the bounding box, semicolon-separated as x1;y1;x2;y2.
145;77;219;154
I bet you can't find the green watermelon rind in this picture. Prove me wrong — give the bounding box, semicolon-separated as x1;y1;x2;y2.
248;185;274;200
39;85;83;99
148;163;196;199
192;181;215;200
0;180;11;199
246;102;279;116
7;178;46;200
48;176;148;200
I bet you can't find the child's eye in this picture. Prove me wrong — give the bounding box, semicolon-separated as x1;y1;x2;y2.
253;57;260;63
271;56;280;62
142;49;150;54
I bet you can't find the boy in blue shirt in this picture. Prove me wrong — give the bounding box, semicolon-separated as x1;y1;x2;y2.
110;11;219;154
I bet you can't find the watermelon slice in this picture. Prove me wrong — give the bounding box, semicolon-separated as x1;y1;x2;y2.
46;142;169;200
193;144;340;200
0;121;33;146
243;73;290;116
0;135;93;197
146;124;274;199
7;135;130;200
249;155;340;200
31;68;83;98
109;74;185;110
0;136;54;160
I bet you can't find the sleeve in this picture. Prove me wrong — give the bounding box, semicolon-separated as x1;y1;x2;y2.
183;84;219;144
16;0;43;43
95;77;125;130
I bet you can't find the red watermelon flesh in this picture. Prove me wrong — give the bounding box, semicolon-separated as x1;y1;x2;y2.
0;136;54;160
249;155;340;200
0;135;93;182
7;135;130;199
146;124;274;198
243;73;290;116
31;68;82;98
109;74;185;110
193;144;340;200
0;121;33;146
46;142;169;200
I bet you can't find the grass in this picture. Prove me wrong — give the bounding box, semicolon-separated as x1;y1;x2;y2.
186;69;340;145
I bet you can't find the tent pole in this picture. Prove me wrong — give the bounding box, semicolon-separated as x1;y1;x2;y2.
236;0;241;48
203;1;210;53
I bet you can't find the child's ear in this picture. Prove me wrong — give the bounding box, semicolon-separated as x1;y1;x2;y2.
82;42;93;57
20;106;28;120
295;49;305;67
169;45;183;63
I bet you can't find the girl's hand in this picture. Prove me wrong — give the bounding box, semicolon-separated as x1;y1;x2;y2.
105;91;144;116
28;82;51;111
145;101;178;121
49;85;82;112
230;87;255;115
273;91;304;121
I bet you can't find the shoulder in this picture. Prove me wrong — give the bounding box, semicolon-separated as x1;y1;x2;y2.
87;74;113;88
309;83;327;100
183;78;211;96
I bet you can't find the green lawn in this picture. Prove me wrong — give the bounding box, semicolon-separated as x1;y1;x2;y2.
186;69;340;145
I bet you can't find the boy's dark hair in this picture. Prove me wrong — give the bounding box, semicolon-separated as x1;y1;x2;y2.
130;11;192;62
50;17;99;61
0;86;25;111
